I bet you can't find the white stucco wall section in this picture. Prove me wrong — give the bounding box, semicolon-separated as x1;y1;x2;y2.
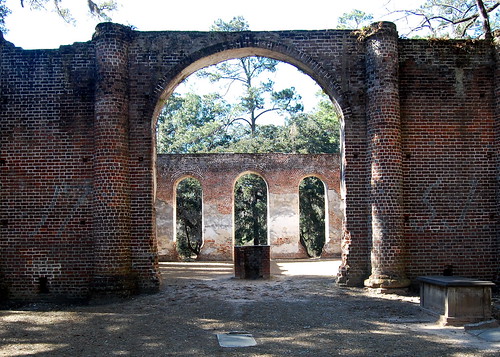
268;192;305;258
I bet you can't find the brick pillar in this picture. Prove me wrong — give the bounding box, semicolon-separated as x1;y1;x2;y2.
494;34;500;284
364;22;410;289
91;23;136;295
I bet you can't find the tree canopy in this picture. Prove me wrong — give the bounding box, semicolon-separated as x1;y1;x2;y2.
175;177;203;259
197;17;303;137
300;177;326;257
336;9;374;29
156;89;340;155
234;174;268;246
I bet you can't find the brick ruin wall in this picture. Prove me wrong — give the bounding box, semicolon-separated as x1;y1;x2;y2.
0;22;498;301
155;153;342;261
399;39;498;280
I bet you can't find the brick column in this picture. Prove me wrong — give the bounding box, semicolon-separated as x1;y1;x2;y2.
494;34;500;284
91;23;135;295
364;22;410;289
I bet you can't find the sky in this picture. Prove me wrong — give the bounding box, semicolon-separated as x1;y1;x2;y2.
3;0;424;50
1;0;424;120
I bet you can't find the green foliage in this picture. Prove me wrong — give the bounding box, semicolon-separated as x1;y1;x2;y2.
157;90;341;155
175;178;203;259
336;9;374;29
210;15;249;32
234;174;267;246
196;55;303;137
299;177;326;258
401;0;499;38
281;92;340;154
196;17;303;137
157;92;235;153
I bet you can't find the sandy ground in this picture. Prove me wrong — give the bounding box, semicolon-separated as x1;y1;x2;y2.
0;260;499;356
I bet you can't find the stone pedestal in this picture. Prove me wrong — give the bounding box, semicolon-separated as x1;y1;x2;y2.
418;276;495;326
234;246;271;279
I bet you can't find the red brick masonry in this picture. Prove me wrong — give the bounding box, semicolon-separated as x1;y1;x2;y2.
0;22;498;301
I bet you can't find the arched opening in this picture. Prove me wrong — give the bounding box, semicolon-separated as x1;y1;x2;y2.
156;58;331;155
299;176;327;258
152;46;345;126
233;173;269;246
151;39;347;277
174;177;203;260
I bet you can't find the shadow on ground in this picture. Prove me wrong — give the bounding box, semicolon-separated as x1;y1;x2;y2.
0;260;498;356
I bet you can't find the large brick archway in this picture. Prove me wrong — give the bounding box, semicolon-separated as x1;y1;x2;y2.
1;22;498;301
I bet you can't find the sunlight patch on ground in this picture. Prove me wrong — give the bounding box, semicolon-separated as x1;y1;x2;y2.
159;259;342;279
1;344;68;356
272;259;341;277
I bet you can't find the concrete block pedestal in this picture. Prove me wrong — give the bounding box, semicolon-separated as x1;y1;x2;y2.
418;276;495;326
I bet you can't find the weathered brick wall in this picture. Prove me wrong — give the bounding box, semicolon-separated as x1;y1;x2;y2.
0;38;96;300
399;38;498;280
155;153;342;261
0;22;498;301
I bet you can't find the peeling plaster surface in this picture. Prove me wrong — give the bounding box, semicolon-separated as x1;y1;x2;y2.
155;199;175;258
156;154;342;260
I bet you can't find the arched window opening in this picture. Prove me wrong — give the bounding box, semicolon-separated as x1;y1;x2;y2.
175;177;203;260
234;173;268;246
299;176;326;258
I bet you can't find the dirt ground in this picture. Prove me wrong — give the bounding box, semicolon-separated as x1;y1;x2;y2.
1;260;499;356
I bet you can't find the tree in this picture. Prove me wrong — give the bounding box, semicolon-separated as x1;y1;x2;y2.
157;17;306;155
157;90;341;155
398;0;499;39
299;177;326;258
197;17;303;140
336;9;374;29
210;15;249;32
234;174;268;246
198;59;303;138
281;92;341;154
175;178;203;259
157;92;235;153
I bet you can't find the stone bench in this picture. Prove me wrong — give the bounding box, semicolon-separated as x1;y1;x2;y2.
417;276;495;326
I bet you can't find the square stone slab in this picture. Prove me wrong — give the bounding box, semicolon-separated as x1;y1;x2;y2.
217;332;257;347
